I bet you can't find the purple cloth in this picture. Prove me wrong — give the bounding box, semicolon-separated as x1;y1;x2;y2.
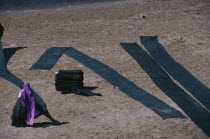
18;82;40;125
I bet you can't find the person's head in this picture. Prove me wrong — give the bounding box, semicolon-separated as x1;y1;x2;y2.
24;82;30;88
23;82;31;92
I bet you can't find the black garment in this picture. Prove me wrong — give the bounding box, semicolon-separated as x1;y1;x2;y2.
11;98;27;126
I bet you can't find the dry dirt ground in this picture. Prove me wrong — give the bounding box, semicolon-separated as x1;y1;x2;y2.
0;0;210;138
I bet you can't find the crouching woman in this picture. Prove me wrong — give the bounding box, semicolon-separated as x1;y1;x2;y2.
11;82;60;127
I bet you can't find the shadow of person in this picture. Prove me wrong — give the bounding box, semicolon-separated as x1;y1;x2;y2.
32;122;69;128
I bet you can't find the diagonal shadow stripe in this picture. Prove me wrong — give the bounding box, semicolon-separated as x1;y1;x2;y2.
30;47;68;70
0;40;8;75
64;47;185;119
3;47;27;65
24;46;185;118
121;42;210;136
140;36;210;110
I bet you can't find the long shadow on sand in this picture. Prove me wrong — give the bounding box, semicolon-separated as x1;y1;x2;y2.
120;42;210;136
3;47;27;65
0;43;100;97
30;47;184;119
29;47;186;119
30;47;68;70
30;47;185;119
140;36;210;110
64;47;185;119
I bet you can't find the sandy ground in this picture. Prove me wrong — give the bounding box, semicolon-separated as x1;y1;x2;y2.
0;0;210;138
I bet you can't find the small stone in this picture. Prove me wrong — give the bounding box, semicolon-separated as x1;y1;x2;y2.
142;15;146;19
114;86;118;89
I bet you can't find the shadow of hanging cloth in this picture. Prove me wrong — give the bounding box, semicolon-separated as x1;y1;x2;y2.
1;71;25;88
121;42;210;137
0;41;8;75
140;36;210;110
28;46;185;119
3;47;27;65
30;47;68;70
64;47;185;119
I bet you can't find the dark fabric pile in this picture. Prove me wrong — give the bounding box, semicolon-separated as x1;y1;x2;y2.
55;69;101;96
55;69;84;91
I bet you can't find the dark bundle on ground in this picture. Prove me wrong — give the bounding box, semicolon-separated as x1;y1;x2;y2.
55;69;84;91
55;70;101;96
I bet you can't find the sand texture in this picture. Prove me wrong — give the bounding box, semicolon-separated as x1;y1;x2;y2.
0;0;210;138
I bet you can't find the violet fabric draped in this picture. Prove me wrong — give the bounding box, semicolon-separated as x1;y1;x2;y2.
18;82;40;125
